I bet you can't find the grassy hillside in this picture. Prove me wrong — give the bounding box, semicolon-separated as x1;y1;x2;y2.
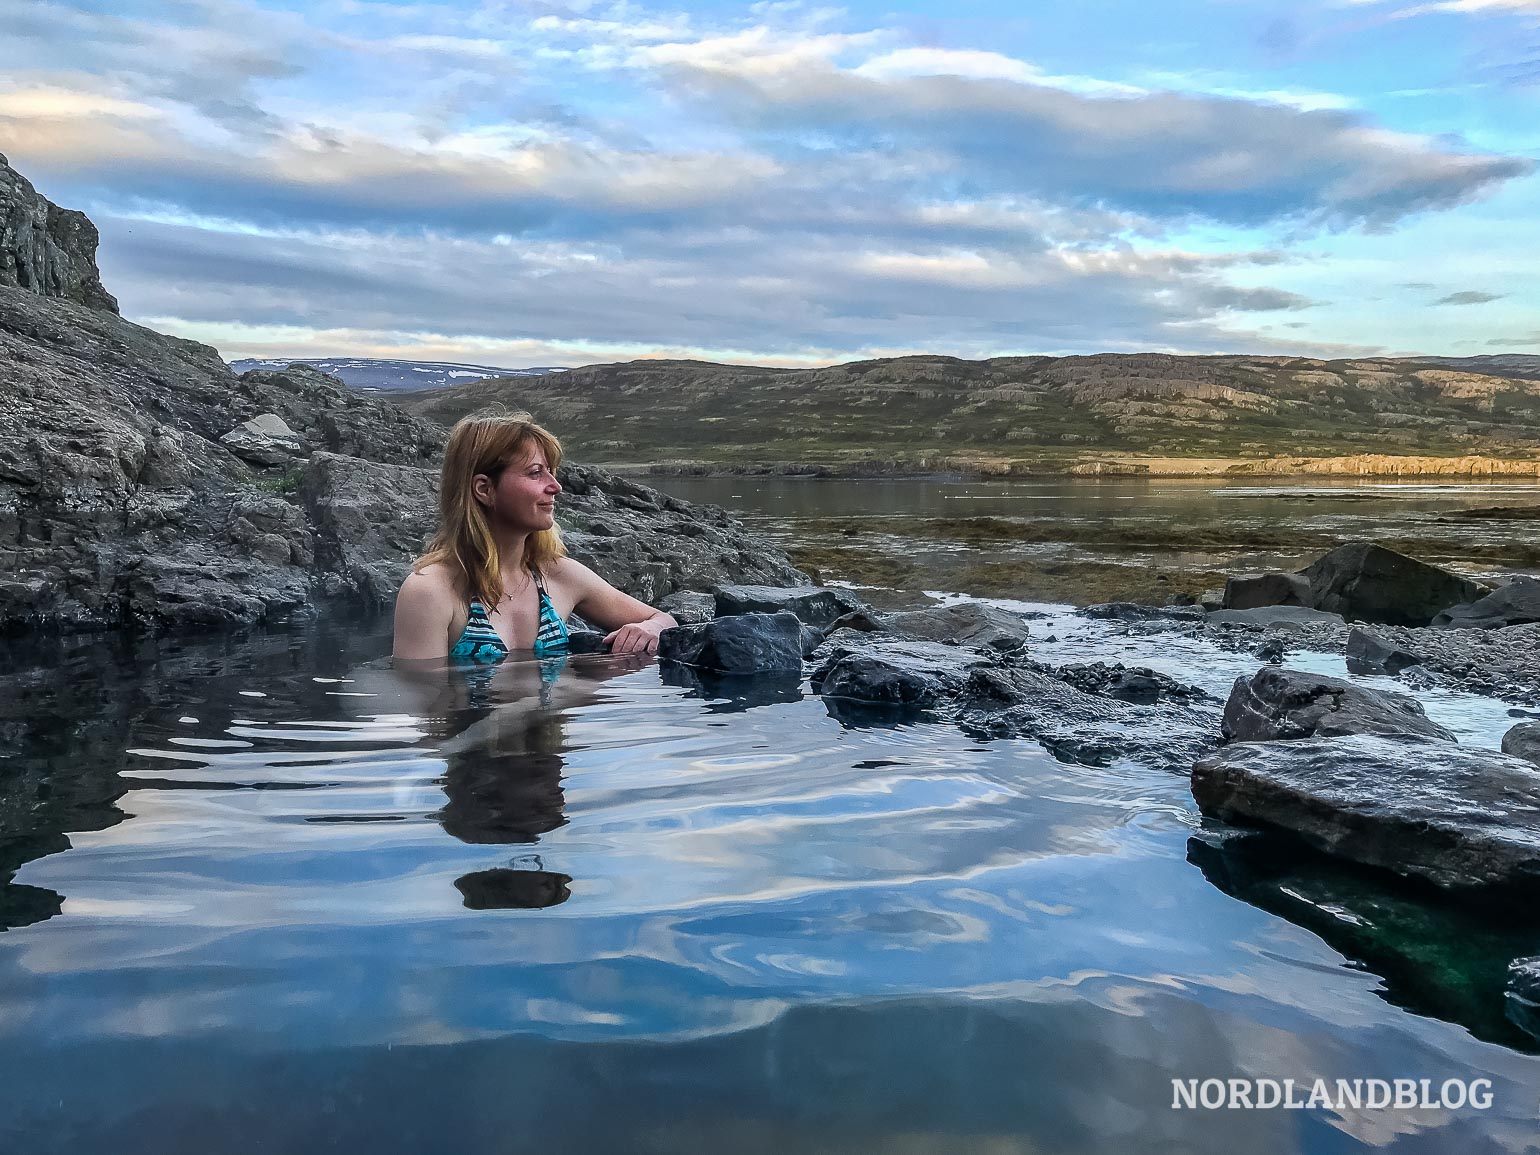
398;353;1540;473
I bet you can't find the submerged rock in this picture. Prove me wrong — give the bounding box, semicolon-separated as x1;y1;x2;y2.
1191;734;1540;890
1503;722;1540;767
1433;577;1540;631
658;611;804;674
1345;627;1424;675
1299;541;1486;627
956;663;1220;769
1190;830;1540;1050
1221;666;1455;743
1509;957;1540;1040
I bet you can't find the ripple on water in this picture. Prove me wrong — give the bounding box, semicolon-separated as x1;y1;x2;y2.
1;615;1538;1152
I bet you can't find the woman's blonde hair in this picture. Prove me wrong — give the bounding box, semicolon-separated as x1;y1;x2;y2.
414;411;567;609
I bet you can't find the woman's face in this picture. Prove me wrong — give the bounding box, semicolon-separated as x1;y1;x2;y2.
475;447;561;532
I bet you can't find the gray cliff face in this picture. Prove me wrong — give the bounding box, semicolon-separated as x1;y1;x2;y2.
0;156;804;634
0;154;118;313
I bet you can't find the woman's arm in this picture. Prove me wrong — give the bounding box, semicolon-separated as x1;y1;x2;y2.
393;569;456;660
560;558;678;655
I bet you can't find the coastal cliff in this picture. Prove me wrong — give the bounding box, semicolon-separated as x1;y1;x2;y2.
0;159;804;635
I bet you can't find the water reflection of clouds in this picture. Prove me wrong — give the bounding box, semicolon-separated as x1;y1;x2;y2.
8;621;1540;1150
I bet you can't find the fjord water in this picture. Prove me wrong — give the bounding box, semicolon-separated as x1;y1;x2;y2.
4;483;1540;1153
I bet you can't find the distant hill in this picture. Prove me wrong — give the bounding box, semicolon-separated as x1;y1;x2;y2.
394;353;1540;475
229;356;568;392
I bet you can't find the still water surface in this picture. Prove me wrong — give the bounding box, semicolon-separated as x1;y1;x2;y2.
3;480;1540;1153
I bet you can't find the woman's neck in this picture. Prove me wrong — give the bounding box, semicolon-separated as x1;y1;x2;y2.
492;527;533;588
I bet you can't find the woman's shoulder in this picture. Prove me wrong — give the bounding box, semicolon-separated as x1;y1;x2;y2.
399;562;460;603
543;555;599;586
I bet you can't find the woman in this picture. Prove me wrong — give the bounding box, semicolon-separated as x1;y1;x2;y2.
393;412;677;660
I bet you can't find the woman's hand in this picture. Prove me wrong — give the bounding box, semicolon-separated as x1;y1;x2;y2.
603;615;672;655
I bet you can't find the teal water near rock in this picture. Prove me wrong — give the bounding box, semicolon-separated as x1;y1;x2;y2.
4;482;1540;1152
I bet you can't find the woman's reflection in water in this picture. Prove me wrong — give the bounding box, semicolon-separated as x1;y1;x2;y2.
393;650;650;910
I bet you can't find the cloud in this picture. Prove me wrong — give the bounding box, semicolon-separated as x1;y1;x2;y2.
1434;289;1505;304
2;0;1530;364
625;30;1530;230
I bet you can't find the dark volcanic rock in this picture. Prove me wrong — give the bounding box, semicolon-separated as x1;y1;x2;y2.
1051;661;1210;704
955;663;1220;769
1300;541;1485;627
1081;602;1205;622
1191;734;1540;890
810;637;991;707
657;611;804;673
1345;627;1424;675
1510;957;1540;1040
882;602;1032;649
1207;606;1345;628
715;584;865;627
1503;722;1540;767
656;590;716;625
0;154;117;312
1221;666;1455;743
1223;571;1312;611
827;601;1033;650
1432;577;1540;631
301;453;440;605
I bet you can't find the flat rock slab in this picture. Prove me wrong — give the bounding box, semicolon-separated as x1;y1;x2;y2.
1222;665;1455;743
715;584;865;628
830;601;1032;649
1191;734;1540;890
1207;606;1346;628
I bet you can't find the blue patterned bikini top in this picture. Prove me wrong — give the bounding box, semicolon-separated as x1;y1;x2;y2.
450;570;570;661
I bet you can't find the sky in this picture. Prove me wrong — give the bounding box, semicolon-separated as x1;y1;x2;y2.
2;0;1538;367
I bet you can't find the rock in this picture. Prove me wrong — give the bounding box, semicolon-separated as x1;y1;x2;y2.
1050;661;1211;704
1252;638;1286;664
1223;571;1312;611
810;637;992;707
1345;627;1424;675
1502;722;1540;767
219;413;304;467
1221;666;1456;743
1081;602;1205;622
824;608;892;634
955;663;1220;770
0;155;117;312
660;663;803;711
714;584;865;628
1432;577;1540;630
1299;541;1485;627
301;453;439;606
826;601;1032;650
656;590;715;625
1198;588;1225;612
1191;734;1540;890
1206;606;1345;628
657;611;805;674
1509;957;1540;1039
